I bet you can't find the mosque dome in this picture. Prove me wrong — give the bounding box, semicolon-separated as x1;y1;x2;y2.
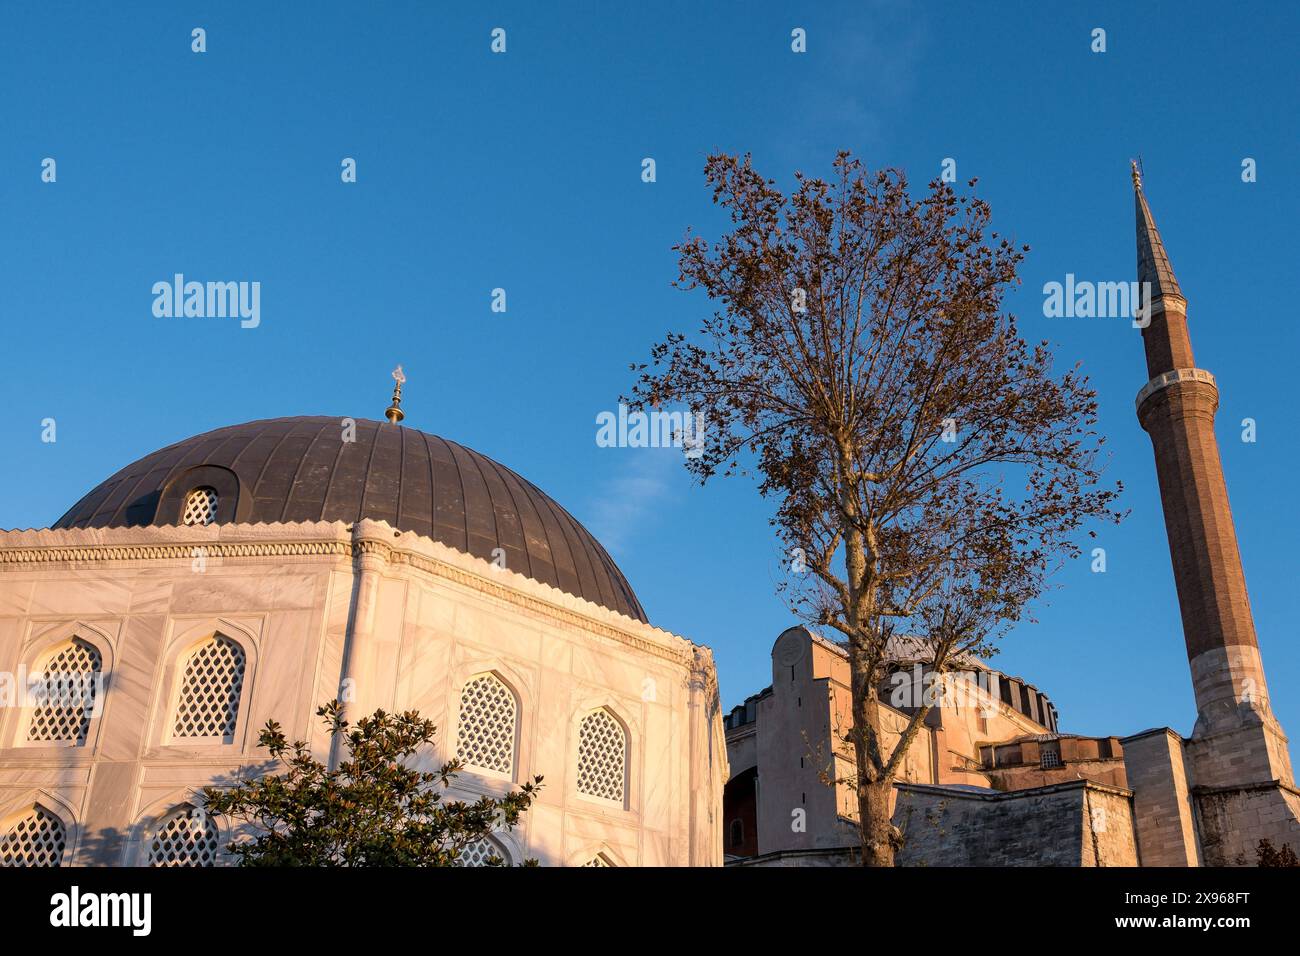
53;416;647;622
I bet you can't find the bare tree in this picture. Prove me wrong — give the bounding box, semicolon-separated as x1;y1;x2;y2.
628;152;1122;866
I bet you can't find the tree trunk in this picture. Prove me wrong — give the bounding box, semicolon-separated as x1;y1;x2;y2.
858;777;897;867
838;454;900;866
849;647;898;866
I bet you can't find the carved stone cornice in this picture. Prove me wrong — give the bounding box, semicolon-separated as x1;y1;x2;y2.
0;539;350;565
0;520;702;670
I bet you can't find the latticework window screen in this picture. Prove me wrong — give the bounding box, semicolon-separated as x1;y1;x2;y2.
0;806;67;867
26;638;102;745
455;673;517;775
147;805;218;867
458;837;508;867
172;636;245;740
181;487;219;526
576;709;626;803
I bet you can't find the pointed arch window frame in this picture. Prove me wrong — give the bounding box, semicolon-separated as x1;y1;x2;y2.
150;617;260;752
456;833;513;867
453;670;522;781
0;792;78;867
167;634;247;744
442;656;537;793
154;464;246;526
567;693;641;816
2;621;116;754
130;794;230;868
566;842;627;868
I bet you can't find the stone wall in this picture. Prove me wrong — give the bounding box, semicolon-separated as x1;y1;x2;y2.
1120;728;1200;865
1194;781;1300;866
1083;786;1141;866
893;781;1137;866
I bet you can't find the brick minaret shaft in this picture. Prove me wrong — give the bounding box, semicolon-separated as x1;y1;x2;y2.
1132;166;1291;785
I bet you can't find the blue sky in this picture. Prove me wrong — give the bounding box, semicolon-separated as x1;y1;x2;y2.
2;1;1297;743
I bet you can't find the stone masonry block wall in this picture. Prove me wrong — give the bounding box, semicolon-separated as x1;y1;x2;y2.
893;781;1137;867
1121;728;1199;865
1186;721;1295;791
1195;782;1300;866
1083;787;1140;866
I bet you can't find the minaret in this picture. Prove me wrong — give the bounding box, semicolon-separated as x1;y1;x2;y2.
1132;164;1292;788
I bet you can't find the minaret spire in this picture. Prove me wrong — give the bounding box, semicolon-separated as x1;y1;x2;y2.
1131;167;1194;382
1133;160;1182;301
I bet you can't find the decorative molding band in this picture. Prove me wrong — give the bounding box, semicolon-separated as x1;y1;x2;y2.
0;539;350;565
1135;367;1217;412
0;520;703;670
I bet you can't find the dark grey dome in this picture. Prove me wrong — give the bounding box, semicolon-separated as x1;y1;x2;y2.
54;416;647;622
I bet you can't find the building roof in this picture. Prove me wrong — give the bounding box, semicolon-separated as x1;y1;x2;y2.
760;625;1058;731
52;416;647;622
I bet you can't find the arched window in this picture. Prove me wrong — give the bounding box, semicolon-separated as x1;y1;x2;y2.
1040;742;1063;769
576;708;627;804
729;818;745;848
455;673;517;776
26;638;102;745
147;804;218;867
582;853;613;867
458;836;509;867
181;487;218;526
172;635;245;741
0;805;67;867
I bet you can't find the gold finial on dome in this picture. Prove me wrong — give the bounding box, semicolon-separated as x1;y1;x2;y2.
1131;157;1143;190
385;364;406;424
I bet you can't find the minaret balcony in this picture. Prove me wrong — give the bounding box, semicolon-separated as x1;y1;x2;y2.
1134;367;1217;413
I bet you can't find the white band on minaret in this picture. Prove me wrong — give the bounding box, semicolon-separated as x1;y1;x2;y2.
1135;294;1187;322
1134;367;1217;412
